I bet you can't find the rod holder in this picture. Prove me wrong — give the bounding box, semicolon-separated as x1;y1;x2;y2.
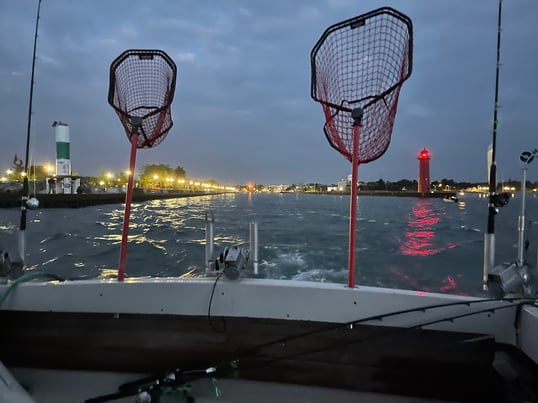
517;186;526;268
249;222;259;275
205;211;215;272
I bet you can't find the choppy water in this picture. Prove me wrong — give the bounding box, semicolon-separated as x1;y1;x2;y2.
1;192;537;296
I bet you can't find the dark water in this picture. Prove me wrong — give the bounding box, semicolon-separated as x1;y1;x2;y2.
1;192;537;296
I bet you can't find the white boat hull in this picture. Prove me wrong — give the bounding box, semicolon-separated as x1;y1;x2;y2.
1;278;537;402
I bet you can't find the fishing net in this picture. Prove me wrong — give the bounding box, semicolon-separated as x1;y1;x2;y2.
108;49;177;148
311;7;413;163
108;49;177;281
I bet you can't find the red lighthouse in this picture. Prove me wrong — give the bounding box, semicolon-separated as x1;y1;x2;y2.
417;148;430;195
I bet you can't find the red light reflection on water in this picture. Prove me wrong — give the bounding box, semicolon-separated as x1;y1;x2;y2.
395;199;469;295
391;267;431;292
400;200;444;256
439;274;465;293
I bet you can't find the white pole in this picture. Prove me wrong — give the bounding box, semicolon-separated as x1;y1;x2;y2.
517;166;527;267
205;211;214;272
250;222;259;274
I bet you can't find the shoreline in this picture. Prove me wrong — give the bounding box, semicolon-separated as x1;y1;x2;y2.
278;190;458;198
0;190;227;209
0;190;458;208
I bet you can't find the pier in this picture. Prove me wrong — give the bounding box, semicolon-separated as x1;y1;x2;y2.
0;190;224;209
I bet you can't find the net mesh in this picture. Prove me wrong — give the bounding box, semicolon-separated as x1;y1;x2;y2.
311;7;412;163
108;49;177;148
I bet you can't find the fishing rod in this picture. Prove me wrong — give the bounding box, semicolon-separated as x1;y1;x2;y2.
483;0;504;291
19;0;42;263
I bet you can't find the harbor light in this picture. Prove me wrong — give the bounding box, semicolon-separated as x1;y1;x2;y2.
417;148;431;195
52;121;71;176
51;121;79;194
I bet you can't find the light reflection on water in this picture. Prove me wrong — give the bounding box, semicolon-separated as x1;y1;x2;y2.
400;199;445;257
0;192;535;295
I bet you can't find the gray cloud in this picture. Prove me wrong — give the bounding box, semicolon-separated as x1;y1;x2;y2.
1;0;537;185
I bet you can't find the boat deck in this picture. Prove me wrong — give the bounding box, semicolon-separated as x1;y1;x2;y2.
1;310;537;402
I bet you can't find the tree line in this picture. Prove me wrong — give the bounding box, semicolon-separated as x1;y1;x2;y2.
5;163;538;192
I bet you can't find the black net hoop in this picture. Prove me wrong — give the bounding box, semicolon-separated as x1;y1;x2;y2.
311;7;413;163
108;49;177;148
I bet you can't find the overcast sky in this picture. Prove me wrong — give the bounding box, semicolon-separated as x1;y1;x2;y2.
1;0;537;185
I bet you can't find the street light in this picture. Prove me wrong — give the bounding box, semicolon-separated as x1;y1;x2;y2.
105;172;113;187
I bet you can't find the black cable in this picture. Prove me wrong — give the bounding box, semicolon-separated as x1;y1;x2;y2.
234;296;535;357
204;297;538;379
207;272;226;333
524;219;532;258
213;299;538;382
514;302;525;348
85;297;537;402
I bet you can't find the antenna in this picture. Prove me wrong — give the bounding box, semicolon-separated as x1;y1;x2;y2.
517;149;537;267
